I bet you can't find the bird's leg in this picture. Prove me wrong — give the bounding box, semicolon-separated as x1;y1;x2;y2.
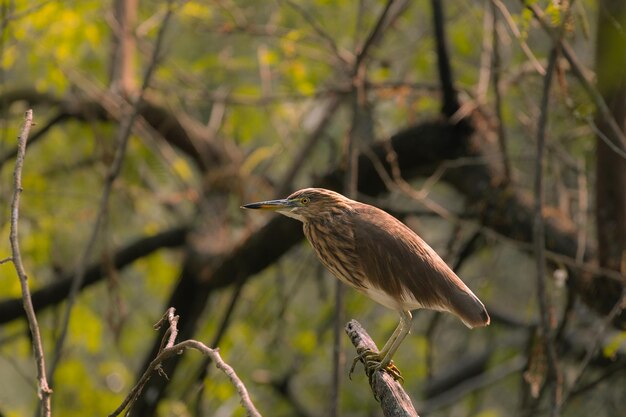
377;310;412;370
351;311;412;382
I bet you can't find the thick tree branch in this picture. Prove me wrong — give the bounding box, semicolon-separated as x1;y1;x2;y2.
0;88;228;170
0;226;188;324
431;0;460;117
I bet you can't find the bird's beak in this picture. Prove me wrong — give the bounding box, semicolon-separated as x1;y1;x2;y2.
241;198;295;211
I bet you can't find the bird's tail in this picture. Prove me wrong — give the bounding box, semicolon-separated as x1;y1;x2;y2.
451;288;490;328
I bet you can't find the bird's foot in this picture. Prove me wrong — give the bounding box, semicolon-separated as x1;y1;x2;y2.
349;349;404;383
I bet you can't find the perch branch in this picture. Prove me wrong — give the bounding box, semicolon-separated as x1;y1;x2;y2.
8;110;52;416
345;320;419;417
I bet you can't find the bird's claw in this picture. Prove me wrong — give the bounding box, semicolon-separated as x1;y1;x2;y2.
349;349;404;384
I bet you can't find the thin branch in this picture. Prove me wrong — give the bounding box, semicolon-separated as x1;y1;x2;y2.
345;320;419;417
534;47;562;417
282;0;348;66
527;2;626;159
8;109;52;416
354;0;397;68
491;0;545;75
109;309;262;417
47;1;176;385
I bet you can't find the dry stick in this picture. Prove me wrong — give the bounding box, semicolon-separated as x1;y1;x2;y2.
346;320;419;417
110;309;262;417
491;0;545;75
534;48;562;417
47;1;175;385
8;110;52;417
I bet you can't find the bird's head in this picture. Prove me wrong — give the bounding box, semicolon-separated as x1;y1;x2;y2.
241;188;352;222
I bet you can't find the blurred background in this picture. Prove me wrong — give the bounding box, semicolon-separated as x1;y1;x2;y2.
0;0;625;416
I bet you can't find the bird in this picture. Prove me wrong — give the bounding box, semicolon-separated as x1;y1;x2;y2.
242;187;489;380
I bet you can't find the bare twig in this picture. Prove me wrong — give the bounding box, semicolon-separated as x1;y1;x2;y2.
8;110;53;416
282;0;348;66
48;0;176;385
355;0;397;68
345;320;419;417
154;307;179;353
109;309;262;417
491;0;545;75
534;47;562;417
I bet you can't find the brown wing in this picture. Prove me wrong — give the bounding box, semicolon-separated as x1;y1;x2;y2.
352;204;489;328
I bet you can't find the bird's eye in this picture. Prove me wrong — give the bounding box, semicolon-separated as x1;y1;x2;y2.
301;197;310;205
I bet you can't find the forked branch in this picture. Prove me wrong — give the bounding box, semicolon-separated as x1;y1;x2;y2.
110;308;262;417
